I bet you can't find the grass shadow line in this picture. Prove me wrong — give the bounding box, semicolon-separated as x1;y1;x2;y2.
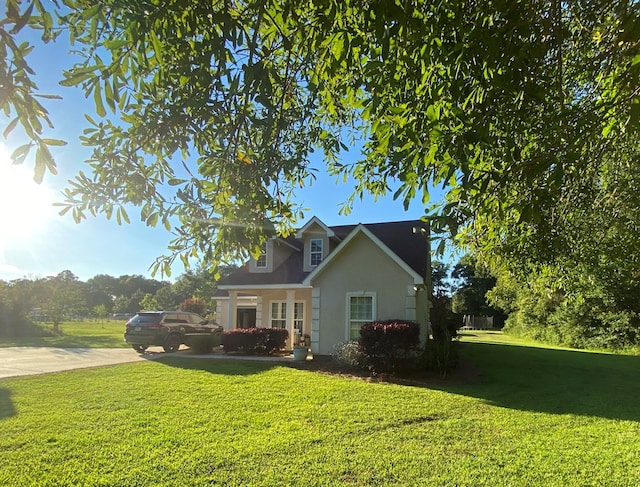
0;387;16;420
431;341;640;422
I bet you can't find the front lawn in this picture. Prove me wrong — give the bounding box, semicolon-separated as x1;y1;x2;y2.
0;320;128;348
0;332;639;486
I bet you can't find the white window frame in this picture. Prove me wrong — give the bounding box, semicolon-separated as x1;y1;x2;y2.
270;301;287;328
346;292;376;341
269;300;305;330
310;238;323;267
293;302;305;334
256;243;268;268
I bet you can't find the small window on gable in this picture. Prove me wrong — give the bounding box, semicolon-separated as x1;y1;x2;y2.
256;243;267;268
310;238;323;266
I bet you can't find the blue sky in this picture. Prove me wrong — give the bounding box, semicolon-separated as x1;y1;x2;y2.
0;29;446;283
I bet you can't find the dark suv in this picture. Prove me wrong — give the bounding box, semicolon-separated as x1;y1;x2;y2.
124;311;222;353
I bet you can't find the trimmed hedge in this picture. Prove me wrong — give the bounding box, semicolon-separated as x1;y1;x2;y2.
357;320;421;374
359;320;421;355
185;332;222;354
221;327;289;354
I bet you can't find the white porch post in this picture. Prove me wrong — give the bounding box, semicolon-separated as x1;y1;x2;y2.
286;290;295;349
311;287;320;354
227;291;237;330
256;296;263;327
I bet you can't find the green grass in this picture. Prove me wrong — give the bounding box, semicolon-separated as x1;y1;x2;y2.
1;332;639;486
0;320;128;348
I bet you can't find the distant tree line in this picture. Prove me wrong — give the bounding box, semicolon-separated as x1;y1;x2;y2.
0;266;236;337
429;256;506;336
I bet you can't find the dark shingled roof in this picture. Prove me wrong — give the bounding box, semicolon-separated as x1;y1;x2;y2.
218;219;429;288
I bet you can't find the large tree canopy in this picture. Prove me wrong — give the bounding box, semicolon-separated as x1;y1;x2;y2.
2;0;640;275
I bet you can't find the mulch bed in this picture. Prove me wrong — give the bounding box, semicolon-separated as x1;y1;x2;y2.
286;352;483;388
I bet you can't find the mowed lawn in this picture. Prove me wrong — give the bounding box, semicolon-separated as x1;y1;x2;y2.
1;332;639;486
0;321;129;348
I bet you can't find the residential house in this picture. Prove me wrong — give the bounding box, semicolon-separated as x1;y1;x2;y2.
214;217;431;355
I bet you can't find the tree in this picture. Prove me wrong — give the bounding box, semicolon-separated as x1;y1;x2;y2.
35;271;89;332
86;274;119;312
154;285;180;311
179;297;207;316
3;1;639;277
0;278;36;337
429;260;459;336
92;304;108;325
451;256;496;316
139;293;158;312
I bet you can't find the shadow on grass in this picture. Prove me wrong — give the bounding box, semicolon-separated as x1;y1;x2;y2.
437;341;640;422
0;388;16;419
155;355;282;377
141;342;640;422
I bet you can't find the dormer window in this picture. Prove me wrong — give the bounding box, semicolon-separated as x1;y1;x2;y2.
310;239;323;266
256;243;267;268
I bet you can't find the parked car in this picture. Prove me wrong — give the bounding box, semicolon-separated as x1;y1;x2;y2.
124;311;223;353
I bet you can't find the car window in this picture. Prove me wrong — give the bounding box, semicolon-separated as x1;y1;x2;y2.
163;313;179;323
166;313;187;323
176;313;189;323
129;314;161;325
188;313;202;324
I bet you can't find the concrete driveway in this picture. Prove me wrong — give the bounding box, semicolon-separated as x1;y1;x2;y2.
0;347;301;379
0;347;165;379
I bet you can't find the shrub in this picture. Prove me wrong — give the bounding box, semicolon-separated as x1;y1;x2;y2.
358;320;421;374
185;332;222;354
332;341;365;369
221;328;289;354
359;320;420;355
426;319;460;376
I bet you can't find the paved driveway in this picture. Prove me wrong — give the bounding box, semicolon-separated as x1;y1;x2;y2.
0;347;164;379
0;347;300;379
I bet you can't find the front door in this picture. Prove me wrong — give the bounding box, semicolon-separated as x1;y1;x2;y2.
236;308;257;329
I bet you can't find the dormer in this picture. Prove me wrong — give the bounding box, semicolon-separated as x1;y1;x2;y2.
296;217;338;273
249;238;300;273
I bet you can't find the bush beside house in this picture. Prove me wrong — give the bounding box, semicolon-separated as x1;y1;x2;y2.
334;320;422;375
221;328;289;355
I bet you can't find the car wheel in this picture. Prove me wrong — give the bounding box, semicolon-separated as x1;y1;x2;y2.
132;344;148;353
163;334;181;353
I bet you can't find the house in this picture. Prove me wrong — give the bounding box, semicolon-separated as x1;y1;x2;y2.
214;217;431;355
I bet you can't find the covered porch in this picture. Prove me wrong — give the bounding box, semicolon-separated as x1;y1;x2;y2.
215;286;312;350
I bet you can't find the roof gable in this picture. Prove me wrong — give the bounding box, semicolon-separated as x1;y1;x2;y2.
295;216;335;238
302;223;426;286
218;218;429;289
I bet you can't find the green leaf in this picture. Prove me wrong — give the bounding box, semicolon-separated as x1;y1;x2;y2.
82;4;101;20
56;204;72;217
104;80;116;112
34;149;46;183
41;138;67;146
8;1;34;34
10;143;32;165
42;11;53;31
104;39;129;50
3;117;20;138
93;82;106;117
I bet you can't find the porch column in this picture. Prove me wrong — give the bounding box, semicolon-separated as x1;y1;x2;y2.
256;295;263;327
311;287;320;354
227;291;237;330
286;290;295;349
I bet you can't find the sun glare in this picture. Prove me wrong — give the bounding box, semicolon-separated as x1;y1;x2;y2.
0;144;55;247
